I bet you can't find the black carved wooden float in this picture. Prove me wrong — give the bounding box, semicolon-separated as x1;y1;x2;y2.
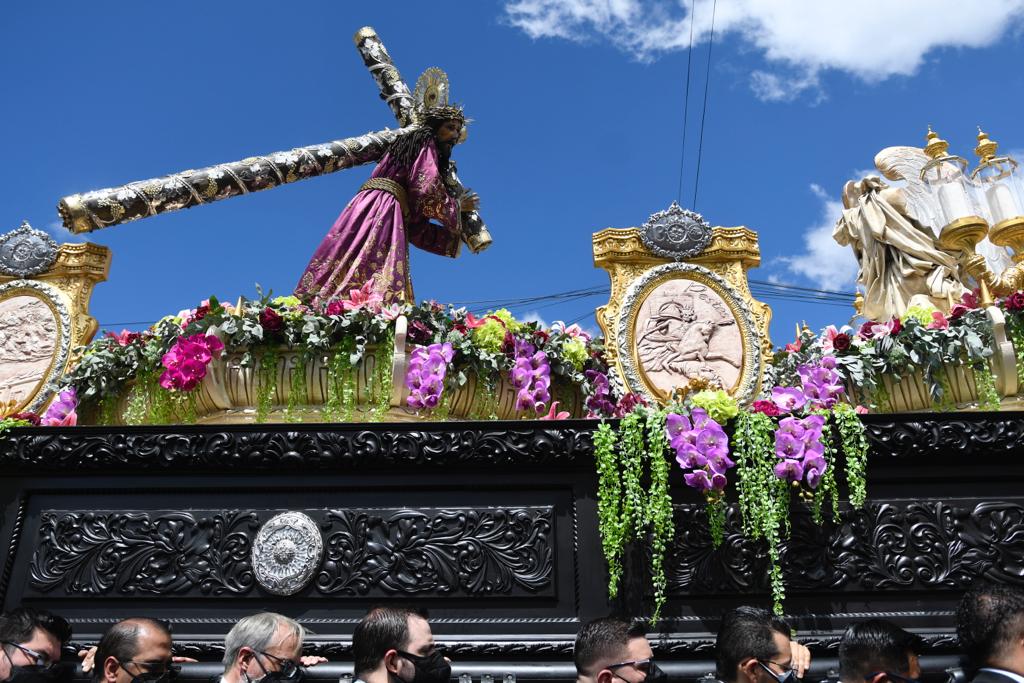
1;413;1021;681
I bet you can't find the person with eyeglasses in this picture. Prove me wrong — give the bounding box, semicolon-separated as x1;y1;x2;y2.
716;607;812;683
957;579;1024;683
221;613;326;683
838;620;923;683
92;618;175;683
574;616;666;683
0;607;73;683
351;607;451;683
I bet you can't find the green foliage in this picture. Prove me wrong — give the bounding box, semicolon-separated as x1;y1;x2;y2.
974;363;1000;411
285;352;309;423
812;410;840;525
834;403;869;508
256;348;279;423
690;390;739;424
593;409;675;625
733;411;790;614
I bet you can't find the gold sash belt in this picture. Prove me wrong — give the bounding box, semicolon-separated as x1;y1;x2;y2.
360;178;409;220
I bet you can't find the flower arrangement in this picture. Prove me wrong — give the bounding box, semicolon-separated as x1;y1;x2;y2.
55;289;614;425
593;355;870;620
774;293;998;411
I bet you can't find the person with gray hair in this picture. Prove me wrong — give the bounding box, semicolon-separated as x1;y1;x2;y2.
220;613;325;683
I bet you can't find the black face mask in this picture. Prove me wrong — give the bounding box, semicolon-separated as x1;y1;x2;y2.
758;662;797;683
246;654;302;683
395;651;451;683
7;664;74;683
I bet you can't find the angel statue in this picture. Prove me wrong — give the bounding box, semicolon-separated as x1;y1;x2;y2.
294;71;479;308
833;146;1013;321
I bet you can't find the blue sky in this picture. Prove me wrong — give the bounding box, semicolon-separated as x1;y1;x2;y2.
4;1;1024;347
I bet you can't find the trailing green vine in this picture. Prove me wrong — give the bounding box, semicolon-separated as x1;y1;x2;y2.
593;422;624;597
834;403;869;507
973;362;1000;410
370;332;395;420
733;410;790;614
812;411;840;525
256;347;279;423
643;408;674;624
285;352;309;423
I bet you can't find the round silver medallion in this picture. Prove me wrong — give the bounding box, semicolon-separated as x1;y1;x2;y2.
639;202;712;261
0;222;59;278
252;512;323;595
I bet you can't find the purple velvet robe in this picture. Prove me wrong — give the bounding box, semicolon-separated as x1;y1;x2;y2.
295;139;461;307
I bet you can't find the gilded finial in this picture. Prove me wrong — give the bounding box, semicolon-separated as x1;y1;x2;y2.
924;125;950;159
975;127;998;161
854;291;864;315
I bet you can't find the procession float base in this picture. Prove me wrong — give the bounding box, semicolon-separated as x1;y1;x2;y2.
2;412;1021;682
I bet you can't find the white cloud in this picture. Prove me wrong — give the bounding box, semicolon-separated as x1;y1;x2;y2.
42;220;85;244
519;310;549;328
503;0;1024;101
776;183;859;291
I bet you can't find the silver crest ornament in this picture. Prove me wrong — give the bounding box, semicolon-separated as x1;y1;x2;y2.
639;202;712;261
252;512;323;595
0;221;58;278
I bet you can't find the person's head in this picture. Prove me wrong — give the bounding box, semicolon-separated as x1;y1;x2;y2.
351;607;448;683
93;619;172;683
574;617;660;683
222;613;305;683
0;608;71;683
716;607;793;683
838;620;922;683
957;579;1024;672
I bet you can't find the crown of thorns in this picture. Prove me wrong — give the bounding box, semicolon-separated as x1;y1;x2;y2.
416;104;469;126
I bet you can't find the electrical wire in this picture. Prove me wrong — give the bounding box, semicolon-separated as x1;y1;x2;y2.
675;2;697;203
692;0;718;211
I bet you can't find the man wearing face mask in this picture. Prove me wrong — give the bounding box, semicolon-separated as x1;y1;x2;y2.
716;607;812;683
957;579;1024;683
838;620;923;683
0;607;72;683
92;618;175;683
574;616;666;683
220;613;316;683
351;607;451;683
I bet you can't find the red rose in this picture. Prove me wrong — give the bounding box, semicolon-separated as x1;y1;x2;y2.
453;323;468;334
1006;292;1024;312
8;411;41;425
888;316;903;335
259;307;284;332
858;321;877;340
832;333;852;352
408;320;432;344
752;400;781;417
325;300;344;316
533;329;550;344
949;303;969;320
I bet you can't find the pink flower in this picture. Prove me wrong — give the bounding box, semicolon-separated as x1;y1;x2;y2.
539;401;571;420
41;388;78;427
752;400;781;417
927;311;949;330
106;329;142;346
552;320;592;341
464;313;488;329
379;303;404;321
855;405;869;414
325;300;344;316
963;290;980;309
341;280;384;313
785;337;802;353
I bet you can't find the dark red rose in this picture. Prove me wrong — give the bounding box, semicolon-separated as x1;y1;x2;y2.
8;411;41;425
752;400;781;417
533;329;550;344
259;307;284;332
949;303;969;320
888;316;903;335
1006;292;1024;312
408;320;432;344
193;304;209;321
832;333;852;352
325;300;344;316
453;323;468;335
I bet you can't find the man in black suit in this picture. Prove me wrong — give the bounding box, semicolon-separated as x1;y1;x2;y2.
838;619;923;683
957;580;1024;683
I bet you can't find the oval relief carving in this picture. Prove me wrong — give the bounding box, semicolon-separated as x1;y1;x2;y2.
0;281;72;413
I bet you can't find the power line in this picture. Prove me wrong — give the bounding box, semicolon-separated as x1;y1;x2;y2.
692;0;718;211
675;3;697;203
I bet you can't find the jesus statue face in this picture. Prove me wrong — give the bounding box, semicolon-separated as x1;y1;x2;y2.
434;119;463;154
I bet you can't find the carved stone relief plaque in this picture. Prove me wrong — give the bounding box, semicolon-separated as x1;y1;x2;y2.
617;263;761;404
0;281;72;414
634;279;743;395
